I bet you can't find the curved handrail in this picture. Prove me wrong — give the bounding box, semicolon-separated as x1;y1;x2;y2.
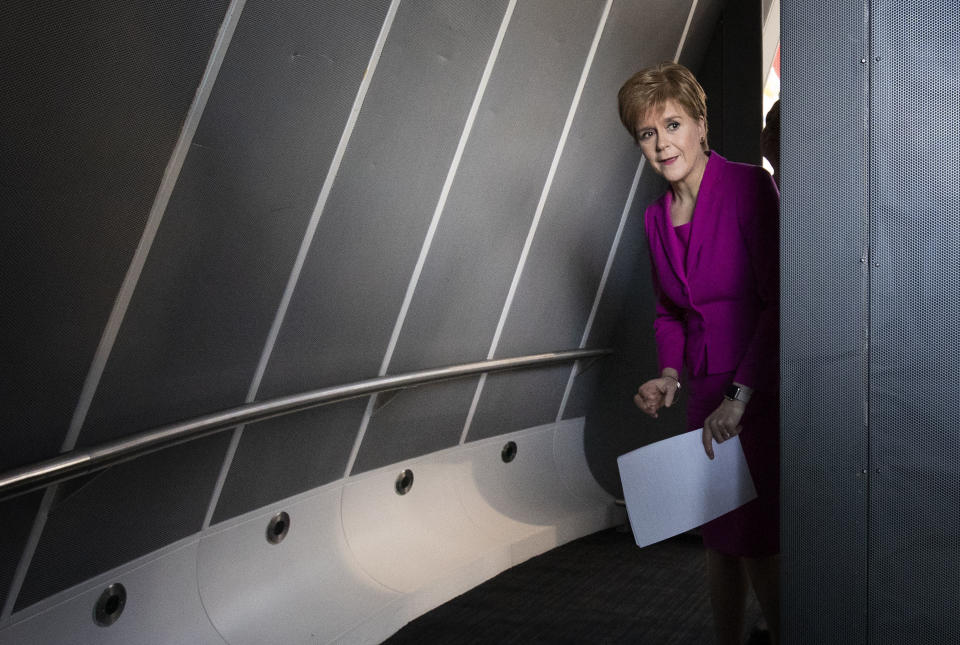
0;348;610;501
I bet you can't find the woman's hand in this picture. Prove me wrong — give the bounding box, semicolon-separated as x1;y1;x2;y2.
633;371;680;418
701;398;746;459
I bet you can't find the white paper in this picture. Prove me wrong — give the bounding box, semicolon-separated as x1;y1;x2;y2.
617;428;757;548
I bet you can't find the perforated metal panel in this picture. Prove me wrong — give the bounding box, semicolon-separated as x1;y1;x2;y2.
781;1;870;643
785;1;960;642
869;1;960;640
0;494;44;613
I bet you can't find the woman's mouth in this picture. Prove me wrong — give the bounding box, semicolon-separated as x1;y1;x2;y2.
660;156;678;166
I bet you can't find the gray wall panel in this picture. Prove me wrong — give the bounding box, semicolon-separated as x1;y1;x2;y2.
211;399;368;524
216;0;509;512
257;0;509;395
870;1;960;639
355;0;606;471
0;0;229;614
17;436;230;610
781;1;870;642
576;175;690;495
352;380;481;475
0;0;230;470
470;0;694;439
468;366;571;442
79;0;391;447
9;0;392;610
0;494;43;613
677;0;725;75
386;0;606;372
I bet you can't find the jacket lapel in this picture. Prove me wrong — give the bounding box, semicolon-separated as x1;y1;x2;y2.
685;152;724;278
655;191;689;287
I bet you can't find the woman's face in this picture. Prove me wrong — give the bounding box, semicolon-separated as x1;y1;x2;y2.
635;99;707;185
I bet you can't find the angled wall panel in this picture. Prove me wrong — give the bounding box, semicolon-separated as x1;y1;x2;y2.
781;1;870;642
213;0;510;520
469;0;696;442
17;0;392;608
0;0;230;471
352;0;608;474
571;172;678;495
0;494;44;614
0;0;231;614
77;0;391;447
0;0;230;610
16;437;228;610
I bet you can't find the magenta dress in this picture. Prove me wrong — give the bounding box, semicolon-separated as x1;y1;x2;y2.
648;153;780;557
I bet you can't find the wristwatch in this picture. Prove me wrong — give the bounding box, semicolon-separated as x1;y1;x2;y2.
724;383;750;403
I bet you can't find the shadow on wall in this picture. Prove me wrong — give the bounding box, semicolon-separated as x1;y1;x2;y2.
581;171;687;498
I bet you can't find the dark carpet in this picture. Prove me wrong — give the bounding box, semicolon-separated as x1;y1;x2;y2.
384;527;763;644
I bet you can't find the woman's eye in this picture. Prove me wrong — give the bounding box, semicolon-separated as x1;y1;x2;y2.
638;130;653;140
667;121;680;130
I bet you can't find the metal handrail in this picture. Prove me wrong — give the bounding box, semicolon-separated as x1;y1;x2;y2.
0;348;610;501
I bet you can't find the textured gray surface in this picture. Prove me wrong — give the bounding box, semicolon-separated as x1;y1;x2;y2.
384;0;605;372
0;494;44;613
254;0;508;397
0;0;229;466
781;1;870;643
869;1;960;640
468;0;696;442
577;170;683;496
79;0;391;447
14;0;392;608
218;0;509;500
0;0;230;614
356;0;606;468
17;435;231;611
351;380;479;475
212;399;369;524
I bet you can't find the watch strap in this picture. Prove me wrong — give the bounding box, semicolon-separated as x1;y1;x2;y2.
724;383;750;403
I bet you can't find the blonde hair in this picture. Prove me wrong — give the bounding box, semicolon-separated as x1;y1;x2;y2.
618;62;709;150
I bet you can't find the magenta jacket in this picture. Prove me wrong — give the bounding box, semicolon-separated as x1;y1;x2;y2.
644;152;780;390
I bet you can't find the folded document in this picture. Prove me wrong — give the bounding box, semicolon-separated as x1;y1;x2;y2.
617;428;756;547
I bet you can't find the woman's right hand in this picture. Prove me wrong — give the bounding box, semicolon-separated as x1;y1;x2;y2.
633;372;680;418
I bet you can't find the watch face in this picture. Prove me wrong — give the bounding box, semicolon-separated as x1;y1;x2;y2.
725;384;744;401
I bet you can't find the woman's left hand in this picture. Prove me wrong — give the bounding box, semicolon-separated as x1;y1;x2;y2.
701;399;746;459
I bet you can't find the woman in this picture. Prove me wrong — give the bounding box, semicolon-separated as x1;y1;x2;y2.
618;63;780;645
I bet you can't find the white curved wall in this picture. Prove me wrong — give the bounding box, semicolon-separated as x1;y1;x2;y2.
0;418;622;645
